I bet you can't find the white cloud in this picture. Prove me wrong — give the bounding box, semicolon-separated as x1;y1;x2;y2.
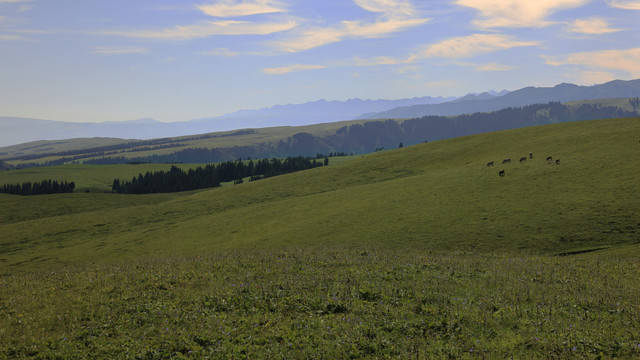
342;17;429;38
275;16;429;52
270;0;429;52
418;34;538;59
352;55;405;66
543;47;640;77
354;0;417;16
272;27;344;52
606;0;640;10
456;0;589;28
262;64;326;74
567;18;621;34
91;46;148;55
474;62;517;71
197;0;286;17
105;19;298;40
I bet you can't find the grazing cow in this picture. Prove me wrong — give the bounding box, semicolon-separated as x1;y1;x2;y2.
529;152;533;159
555;159;560;165
502;158;511;164
487;161;494;167
546;156;552;162
519;157;526;163
499;170;505;177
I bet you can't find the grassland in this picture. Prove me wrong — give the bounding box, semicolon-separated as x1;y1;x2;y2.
0;120;365;167
1;117;639;358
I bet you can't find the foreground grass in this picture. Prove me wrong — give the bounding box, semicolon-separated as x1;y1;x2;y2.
1;246;638;359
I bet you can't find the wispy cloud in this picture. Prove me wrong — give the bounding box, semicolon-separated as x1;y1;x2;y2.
354;0;417;16
456;0;589;28
577;70;617;84
543;47;640;77
416;34;538;59
0;34;26;40
352;55;406;67
274;16;428;53
271;0;429;53
262;64;326;74
199;47;239;57
104;19;297;40
91;46;148;55
606;0;640;10
197;0;287;17
262;54;410;75
474;62;517;71
567;18;621;34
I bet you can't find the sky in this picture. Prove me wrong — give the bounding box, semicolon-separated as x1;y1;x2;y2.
1;0;639;123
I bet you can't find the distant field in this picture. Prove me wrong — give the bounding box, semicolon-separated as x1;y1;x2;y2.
0;163;183;193
0;120;365;166
1;117;639;358
0;156;358;193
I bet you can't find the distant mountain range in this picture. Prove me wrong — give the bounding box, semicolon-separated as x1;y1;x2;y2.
359;79;640;119
3;98;638;169
1;79;639;147
0;96;454;147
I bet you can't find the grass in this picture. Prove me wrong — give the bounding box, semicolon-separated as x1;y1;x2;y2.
0;120;369;166
1;247;639;359
0;163;180;193
1;117;639;358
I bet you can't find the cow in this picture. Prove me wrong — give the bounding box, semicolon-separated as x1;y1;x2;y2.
546;156;552;162
529;152;533;159
499;170;505;177
502;158;511;164
519;157;526;163
555;159;560;165
487;161;494;167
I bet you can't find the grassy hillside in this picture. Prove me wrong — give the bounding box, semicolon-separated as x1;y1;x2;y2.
1;117;639;359
1;117;638;274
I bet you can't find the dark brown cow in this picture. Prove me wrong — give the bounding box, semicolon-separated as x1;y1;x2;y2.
555;159;560;165
519;157;526;163
487;161;494;167
529;152;533;159
502;158;511;164
546;156;552;162
499;170;505;177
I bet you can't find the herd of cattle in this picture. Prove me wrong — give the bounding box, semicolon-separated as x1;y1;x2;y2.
487;152;560;176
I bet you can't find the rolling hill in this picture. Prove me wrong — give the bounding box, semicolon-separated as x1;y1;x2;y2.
2;117;638;275
1;117;639;359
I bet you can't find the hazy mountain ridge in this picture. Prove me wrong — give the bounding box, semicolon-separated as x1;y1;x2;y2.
2;79;639;149
357;79;640;119
3;98;638;167
0;96;455;147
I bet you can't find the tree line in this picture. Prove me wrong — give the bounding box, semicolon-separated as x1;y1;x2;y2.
1;179;75;195
111;156;324;194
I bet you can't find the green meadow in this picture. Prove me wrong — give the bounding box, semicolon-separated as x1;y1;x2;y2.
1;117;639;358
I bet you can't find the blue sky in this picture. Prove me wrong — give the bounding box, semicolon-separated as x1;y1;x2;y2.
1;0;639;123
